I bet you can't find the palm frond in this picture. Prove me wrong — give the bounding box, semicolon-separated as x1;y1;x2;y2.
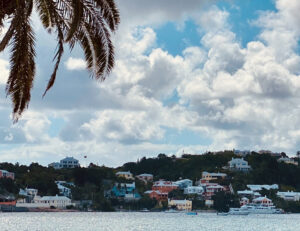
1;0;120;120
6;1;35;122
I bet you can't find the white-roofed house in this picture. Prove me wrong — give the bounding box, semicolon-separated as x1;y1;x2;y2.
278;157;298;166
247;184;279;191
116;171;134;180
136;173;153;183
252;196;273;207
55;181;72;198
228;158;251;172
184;186;204;195
237;190;254;197
38;195;73;208
277;191;300;201
60;157;80;168
174;179;193;189
202;172;227;181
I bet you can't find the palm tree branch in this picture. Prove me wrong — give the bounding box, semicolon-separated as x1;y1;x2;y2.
6;2;35;122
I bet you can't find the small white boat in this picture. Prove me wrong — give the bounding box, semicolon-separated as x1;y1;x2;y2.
140;208;150;212
164;209;180;213
217;212;228;216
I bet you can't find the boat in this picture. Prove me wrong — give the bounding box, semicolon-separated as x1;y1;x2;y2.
140;208;150;212
228;203;283;215
164;209;180;213
217;212;228;216
186;211;198;215
240;204;283;214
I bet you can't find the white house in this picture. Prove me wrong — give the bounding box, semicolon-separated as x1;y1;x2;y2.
247;184;279;191
38;195;72;208
49;157;80;169
237;190;254;196
19;188;38;197
278;157;298;166
55;181;72;198
184;186;204;195
228;158;251;172
116;171;134;180
174;179;193;189
277;191;300;201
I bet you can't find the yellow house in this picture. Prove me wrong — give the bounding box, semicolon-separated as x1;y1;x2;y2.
168;199;192;211
202;171;227;181
116;171;134;180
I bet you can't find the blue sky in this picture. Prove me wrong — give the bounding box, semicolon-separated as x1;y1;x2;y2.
1;0;300;167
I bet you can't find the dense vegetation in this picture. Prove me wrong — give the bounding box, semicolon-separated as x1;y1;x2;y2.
1;151;300;212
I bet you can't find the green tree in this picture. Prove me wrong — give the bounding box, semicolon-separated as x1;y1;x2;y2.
212;191;239;212
0;0;120;121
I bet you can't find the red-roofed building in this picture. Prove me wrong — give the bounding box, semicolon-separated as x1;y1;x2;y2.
152;180;178;193
145;190;168;201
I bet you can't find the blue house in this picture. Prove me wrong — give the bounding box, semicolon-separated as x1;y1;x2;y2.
110;182;141;200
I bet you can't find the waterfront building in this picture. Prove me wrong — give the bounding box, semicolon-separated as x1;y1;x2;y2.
0;169;14;180
252;196;273;207
39;195;72;208
228;158;251;172
168;199;192;211
136;173;153;183
0;195;16;206
184;186;204;195
116;171;134;180
174;179;193;189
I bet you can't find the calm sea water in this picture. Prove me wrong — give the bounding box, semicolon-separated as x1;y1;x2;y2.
0;212;299;231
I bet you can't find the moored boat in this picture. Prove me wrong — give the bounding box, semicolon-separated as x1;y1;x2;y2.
186;211;198;215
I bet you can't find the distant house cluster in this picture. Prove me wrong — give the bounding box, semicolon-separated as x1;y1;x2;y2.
17;181;75;209
237;184;280;206
49;157;80;169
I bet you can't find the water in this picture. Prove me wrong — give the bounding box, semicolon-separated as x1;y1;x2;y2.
0;212;299;231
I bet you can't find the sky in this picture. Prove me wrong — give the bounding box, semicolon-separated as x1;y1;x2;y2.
1;0;300;167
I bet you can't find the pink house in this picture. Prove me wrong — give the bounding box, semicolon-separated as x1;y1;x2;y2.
0;170;14;180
